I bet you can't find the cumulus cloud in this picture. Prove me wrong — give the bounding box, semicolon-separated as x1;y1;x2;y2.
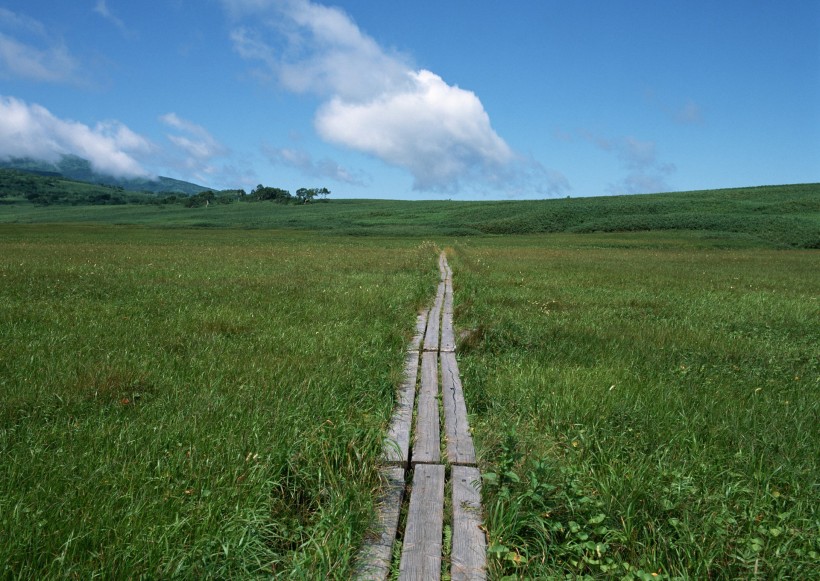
262;143;368;185
0;95;152;177
583;131;676;194
314;69;514;190
0;9;80;83
223;0;557;194
160;113;230;183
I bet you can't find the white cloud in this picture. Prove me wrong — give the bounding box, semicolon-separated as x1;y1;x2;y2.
0;34;70;82
315;69;513;191
0;95;152;177
222;0;554;194
0;8;80;83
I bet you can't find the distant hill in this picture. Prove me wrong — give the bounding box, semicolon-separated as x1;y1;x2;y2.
0;155;211;195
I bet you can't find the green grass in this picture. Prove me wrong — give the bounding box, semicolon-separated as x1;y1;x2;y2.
0;225;438;578
449;235;819;579
2;183;818;248
1;184;818;579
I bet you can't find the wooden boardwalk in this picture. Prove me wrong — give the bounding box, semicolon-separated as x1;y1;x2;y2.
357;253;486;580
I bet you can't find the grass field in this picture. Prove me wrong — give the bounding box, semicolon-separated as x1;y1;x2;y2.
449;234;819;578
2;183;818;248
1;183;818;578
0;225;437;578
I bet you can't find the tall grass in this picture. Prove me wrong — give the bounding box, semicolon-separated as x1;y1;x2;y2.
0;225;438;578
450;234;819;579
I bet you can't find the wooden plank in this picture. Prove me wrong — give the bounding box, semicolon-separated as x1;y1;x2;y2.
443;275;454;317
384;352;419;467
440;255;455;352
410;310;428;352
440;318;455;353
423;282;445;352
440;277;455;352
451;466;486;580
356;467;406;580
399;464;445;581
412;352;440;465
441;352;476;465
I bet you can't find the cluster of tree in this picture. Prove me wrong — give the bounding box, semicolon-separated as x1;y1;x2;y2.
183;190;244;207
244;185;331;204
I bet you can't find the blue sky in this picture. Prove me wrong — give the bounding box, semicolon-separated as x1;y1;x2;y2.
0;0;817;199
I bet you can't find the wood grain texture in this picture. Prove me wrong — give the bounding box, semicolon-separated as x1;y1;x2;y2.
399;464;445;581
440;275;455;352
356;467;406;580
441;352;476;466
451;466;486;580
413;352;440;465
411;310;428;352
384;352;419;467
423;282;445;352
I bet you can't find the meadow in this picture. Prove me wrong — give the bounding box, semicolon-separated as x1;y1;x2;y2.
0;225;437;578
2;182;818;248
1;183;818;579
449;234;819;579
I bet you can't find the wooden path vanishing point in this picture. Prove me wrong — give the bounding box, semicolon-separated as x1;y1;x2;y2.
357;252;486;580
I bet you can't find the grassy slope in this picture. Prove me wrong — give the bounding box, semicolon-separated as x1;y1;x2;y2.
2;183;818;248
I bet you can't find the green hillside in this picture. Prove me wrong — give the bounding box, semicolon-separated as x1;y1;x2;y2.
2;180;817;248
0;156;211;194
0;169;169;205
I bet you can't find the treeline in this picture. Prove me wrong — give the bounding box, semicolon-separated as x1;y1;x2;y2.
0;170;331;208
246;185;331;204
181;186;331;207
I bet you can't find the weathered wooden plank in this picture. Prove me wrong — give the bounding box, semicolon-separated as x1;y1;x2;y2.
451;466;486;580
384;352;419;467
423;282;445;352
440;352;476;466
440;318;455;353
443;276;454;316
440;276;455;352
413;352;440;465
356;467;406;580
410;310;428;352
399;464;445;581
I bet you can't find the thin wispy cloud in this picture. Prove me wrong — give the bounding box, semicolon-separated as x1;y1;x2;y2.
94;0;134;38
675;99;704;125
583;131;676;194
262;144;368;186
223;0;565;195
0;9;79;83
160;112;231;184
645;90;705;126
0;95;152;177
